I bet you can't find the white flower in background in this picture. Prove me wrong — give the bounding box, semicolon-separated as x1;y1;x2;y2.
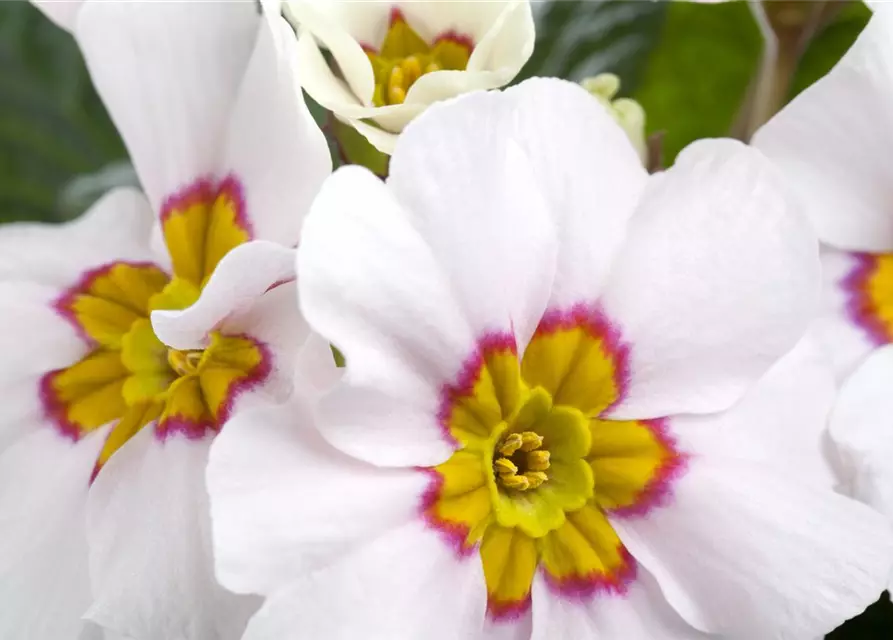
208;78;892;639
754;4;893;590
0;2;329;639
285;0;535;154
580;73;647;163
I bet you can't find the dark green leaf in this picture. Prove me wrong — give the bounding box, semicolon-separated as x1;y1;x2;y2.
518;0;667;92
0;2;126;224
633;1;763;164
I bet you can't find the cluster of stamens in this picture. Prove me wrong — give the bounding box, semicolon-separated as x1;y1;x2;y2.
168;349;203;377
494;431;551;491
383;55;442;105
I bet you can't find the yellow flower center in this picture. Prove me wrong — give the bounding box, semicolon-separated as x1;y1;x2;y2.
365;10;472;107
42;177;268;479
424;309;686;619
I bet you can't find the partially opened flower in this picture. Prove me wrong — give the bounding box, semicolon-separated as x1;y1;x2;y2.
208;78;892;639
754;5;893;584
286;0;535;153
0;2;329;639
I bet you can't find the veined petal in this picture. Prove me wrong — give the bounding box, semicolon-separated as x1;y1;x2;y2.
0;427;107;640
75;1;258;213
388;88;557;353
0;188;157;286
672;337;838;490
207;397;427;595
220;11;331;247
298;166;475;467
530;569;704;639
601;139;820;419
612;456;893;638
85;426;258;640
754;7;893;252
241;521;486;640
829;345;893;591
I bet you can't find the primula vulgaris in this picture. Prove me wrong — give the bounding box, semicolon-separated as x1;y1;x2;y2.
285;0;535;153
0;2;329;639
755;4;893;593
208;78;893;639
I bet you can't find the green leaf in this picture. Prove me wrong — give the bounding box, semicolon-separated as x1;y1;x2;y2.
329;117;390;177
519;0;668;93
633;1;763;164
790;1;872;100
0;2;126;224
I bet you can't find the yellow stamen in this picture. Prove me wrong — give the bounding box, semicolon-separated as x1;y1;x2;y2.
494;458;518;477
388;66;407;105
498;433;523;457
401;55;422;86
168;349;203;377
501;474;530;491
527;450;550;472
519;431;544;452
524;471;548;489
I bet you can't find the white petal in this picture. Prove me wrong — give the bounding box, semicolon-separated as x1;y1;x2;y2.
221;12;330;246
85;427;258;640
207;396;427;595
297;166;475;467
613;456;893;639
241;520;486;640
388;87;557;352
220;280;310;405
753;8;893;252
0;427;106;640
0;187;157;286
285;0;376;105
530;569;704;639
671;337;838;490
151;241;297;351
499;78;647;307
31;0;84;32
292;330;342;396
811;248;877;381
75;1;258;212
829;345;893;573
601;139;820;419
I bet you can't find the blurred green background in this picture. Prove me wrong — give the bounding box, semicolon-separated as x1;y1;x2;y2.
1;0;889;636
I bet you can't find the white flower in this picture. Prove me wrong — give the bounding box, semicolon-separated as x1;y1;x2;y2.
208;77;892;639
754;4;893;593
285;0;535;154
0;2;329;639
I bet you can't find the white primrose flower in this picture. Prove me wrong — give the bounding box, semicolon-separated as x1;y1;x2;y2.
207;78;893;640
285;0;535;154
754;4;893;592
0;2;329;639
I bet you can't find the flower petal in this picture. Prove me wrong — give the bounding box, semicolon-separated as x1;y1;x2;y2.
220;12;330;247
829;345;893;590
85;426;257;640
32;0;84;32
612;456;893;638
498;78;647;307
388;87;557;353
0;187;157;286
0;427;106;640
601;139;820;419
530;569;705;639
297;165;476;466
75;0;258;212
207;396;427;595
241;521;486;640
671;337;838;490
151;241;297;351
753;8;893;252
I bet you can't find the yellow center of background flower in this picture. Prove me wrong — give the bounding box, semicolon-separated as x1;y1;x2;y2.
365;11;472;107
424;310;684;618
